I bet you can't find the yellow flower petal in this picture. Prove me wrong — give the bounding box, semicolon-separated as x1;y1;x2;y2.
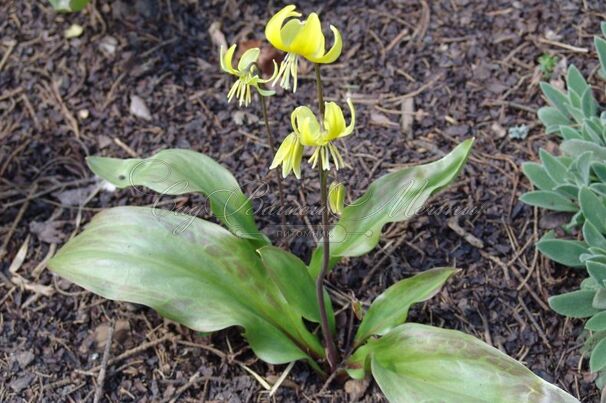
238;48;260;72
270;133;295;169
324;101;346;141
293;106;321;146
338;98;356;138
308;25;342;64
280;19;304;48
289;13;325;59
265;5;301;52
220;44;238;75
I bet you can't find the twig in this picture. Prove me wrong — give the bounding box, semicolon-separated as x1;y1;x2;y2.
0;40;16;72
0;184;37;260
538;37;588;53
93;321;114;403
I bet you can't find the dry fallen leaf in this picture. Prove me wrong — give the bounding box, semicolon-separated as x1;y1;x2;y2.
370;111;398;127
65;24;84;39
208;21;227;50
401;97;414;138
29;220;64;244
130;95;152;121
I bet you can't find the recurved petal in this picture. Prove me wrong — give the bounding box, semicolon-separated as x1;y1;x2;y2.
291;140;304;179
238;48;260;72
309;25;342;64
324;102;346;140
289;13;325;59
220;44;239;75
265;5;301;52
338;98;356;138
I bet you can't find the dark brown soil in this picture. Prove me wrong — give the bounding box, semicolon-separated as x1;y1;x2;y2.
2;0;606;401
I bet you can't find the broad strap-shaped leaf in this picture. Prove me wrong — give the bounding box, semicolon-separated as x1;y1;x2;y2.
538;106;570;133
87;149;268;245
537;237;589;268
48;207;323;365
49;0;90;12
348;324;577;403
353;267;457;347
257;246;335;333
549;290;601;318
588;261;606;286
309;139;473;278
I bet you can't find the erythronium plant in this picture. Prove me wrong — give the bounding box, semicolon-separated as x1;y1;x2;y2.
48;4;577;402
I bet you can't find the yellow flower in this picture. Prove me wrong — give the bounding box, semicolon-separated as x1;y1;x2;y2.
270;133;304;179
295;99;355;170
220;44;277;107
265;5;342;92
328;181;345;215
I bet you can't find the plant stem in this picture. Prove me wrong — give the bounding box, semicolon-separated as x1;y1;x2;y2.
260;95;287;233
314;63;339;372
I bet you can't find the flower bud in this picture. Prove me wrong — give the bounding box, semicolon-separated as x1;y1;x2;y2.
328;181;345;215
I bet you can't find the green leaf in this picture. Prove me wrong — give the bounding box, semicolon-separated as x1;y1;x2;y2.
356;324;577;403
87;149;268;245
560;126;584;141
519;190;578;212
549;290;601;318
561;139;606;160
522;162;556;190
580;187;606;234
540;149;569;184
48;207;323;365
49;0;90;11
591;338;606;372
583;221;606;250
592;162;606;182
537;237;589;268
538;107;570;133
353;268;457;347
595;289;606;310
540;82;570;117
257;246;335;333
586;311;606;331
309;139;473;278
595;37;606;77
581;87;598;118
567;65;589;97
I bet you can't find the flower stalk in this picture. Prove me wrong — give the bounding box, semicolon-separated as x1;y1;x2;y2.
260;94;287;232
314;63;339;372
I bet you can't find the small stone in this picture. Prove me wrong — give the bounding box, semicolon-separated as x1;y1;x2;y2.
65;24;84;39
130;95;152;121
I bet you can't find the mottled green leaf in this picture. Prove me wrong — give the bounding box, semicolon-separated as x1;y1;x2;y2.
258;246;335;333
353;324;577;403
309;139;473;278
87;149;268;245
353;268;457;347
49;0;90;12
48;207;323;365
549;290;601;318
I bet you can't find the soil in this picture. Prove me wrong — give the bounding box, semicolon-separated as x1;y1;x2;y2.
2;0;606;401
